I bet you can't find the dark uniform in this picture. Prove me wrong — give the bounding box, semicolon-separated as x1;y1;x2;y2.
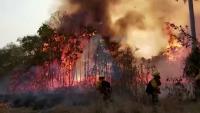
146;71;161;104
96;77;112;101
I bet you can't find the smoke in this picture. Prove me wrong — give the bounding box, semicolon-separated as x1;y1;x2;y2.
74;35;121;80
0;76;10;94
109;0;190;58
51;0;113;36
51;0;192;59
0;88;97;110
47;0;200;85
152;47;190;79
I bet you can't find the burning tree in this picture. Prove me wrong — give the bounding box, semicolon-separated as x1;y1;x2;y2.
9;24;98;92
163;22;192;61
8;22;142;93
112;48;137;89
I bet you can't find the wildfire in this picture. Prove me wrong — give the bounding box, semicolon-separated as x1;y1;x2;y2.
9;0;198;93
163;22;191;61
164;35;182;60
10;28;98;93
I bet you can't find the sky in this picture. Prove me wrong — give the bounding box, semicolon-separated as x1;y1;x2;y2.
0;0;199;48
0;0;55;48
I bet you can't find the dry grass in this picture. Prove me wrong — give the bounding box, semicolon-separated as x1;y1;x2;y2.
1;93;200;113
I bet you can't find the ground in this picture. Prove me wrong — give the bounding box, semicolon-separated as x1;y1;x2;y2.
1;94;200;113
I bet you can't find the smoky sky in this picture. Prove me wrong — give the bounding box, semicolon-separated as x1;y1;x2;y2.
55;0;114;36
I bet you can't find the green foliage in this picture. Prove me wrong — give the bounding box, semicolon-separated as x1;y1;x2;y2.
0;43;24;75
37;24;54;41
17;35;41;56
18;24;60;65
17;35;48;65
0;24;55;76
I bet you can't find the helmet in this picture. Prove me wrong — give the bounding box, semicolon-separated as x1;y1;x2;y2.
152;70;160;77
99;76;105;80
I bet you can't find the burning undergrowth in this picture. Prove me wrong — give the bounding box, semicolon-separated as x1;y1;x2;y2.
9;30;122;93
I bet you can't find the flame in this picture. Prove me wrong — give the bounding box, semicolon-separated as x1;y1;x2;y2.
163;23;184;61
10;29;98;92
53;0;199;59
10;0;200;92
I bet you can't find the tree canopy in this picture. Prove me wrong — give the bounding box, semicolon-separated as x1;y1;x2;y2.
0;24;56;76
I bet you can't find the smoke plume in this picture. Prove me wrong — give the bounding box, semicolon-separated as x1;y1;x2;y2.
50;0;195;59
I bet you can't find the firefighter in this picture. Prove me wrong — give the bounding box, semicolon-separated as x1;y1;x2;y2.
96;76;112;101
146;70;161;104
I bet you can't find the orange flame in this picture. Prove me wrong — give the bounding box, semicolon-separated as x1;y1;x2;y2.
163;23;183;61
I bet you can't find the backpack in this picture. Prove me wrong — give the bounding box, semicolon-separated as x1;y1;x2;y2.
100;81;111;94
146;81;153;95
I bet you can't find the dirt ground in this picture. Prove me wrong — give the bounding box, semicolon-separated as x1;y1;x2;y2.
1;95;200;113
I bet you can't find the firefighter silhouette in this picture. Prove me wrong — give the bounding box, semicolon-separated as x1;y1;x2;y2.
96;76;112;101
146;70;161;104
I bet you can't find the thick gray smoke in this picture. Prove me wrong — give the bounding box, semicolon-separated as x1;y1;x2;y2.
53;0;114;36
0;88;98;110
50;0;193;59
